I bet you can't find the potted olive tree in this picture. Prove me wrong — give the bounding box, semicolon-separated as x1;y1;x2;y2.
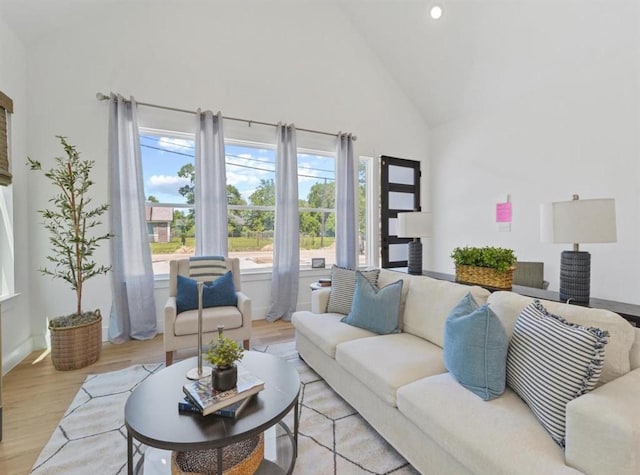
205;327;244;391
28;136;111;370
451;246;517;289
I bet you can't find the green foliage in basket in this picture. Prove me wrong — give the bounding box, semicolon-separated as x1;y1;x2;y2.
205;332;244;369
451;246;517;273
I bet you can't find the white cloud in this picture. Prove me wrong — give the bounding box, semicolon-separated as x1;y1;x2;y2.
147;174;190;196
227;172;261;201
157;137;193;152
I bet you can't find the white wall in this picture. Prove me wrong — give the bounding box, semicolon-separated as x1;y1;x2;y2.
429;2;640;304
0;13;34;374
23;2;428;343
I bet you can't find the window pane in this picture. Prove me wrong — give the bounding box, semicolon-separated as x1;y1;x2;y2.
298;152;335;268
226;143;276;270
388;191;415;210
140;133;196;274
358;160;368;267
389;243;408;262
388;217;398;237
388;164;414;185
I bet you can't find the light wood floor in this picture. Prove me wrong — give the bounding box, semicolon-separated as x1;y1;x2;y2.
0;320;295;475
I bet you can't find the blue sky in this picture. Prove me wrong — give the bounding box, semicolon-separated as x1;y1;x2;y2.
140;135;335;205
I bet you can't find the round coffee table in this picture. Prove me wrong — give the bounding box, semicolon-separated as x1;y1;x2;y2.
125;351;300;474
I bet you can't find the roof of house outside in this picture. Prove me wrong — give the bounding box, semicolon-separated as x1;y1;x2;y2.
145;205;173;222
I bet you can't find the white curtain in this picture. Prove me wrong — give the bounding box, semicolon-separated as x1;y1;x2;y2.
195;110;227;256
266;124;299;322
335;132;358;269
108;94;157;342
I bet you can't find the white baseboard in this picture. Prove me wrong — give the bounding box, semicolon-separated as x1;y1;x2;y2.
3;337;36;375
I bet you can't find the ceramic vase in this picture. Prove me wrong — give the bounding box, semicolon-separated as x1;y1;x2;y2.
212;365;237;391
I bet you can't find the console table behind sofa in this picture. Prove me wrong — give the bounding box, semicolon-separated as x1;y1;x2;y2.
390;268;640;327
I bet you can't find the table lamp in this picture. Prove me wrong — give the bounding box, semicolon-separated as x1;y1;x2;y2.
397;211;433;275
540;194;616;304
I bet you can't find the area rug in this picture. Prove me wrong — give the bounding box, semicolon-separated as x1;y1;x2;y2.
32;342;417;474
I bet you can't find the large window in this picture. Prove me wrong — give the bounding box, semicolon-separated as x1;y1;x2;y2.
141;131;362;274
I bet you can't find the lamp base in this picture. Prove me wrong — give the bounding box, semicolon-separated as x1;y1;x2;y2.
186;366;212;381
407;240;423;275
559;250;590;304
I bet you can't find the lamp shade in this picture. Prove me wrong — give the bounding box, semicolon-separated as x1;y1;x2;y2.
397;212;432;238
540;198;616;244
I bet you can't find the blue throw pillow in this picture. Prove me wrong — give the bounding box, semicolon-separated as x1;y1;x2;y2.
340;271;403;334
443;293;508;401
176;272;238;314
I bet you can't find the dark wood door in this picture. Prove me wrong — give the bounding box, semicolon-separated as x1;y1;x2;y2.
380;156;421;268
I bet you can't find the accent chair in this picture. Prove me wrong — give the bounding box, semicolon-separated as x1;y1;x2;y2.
164;257;251;366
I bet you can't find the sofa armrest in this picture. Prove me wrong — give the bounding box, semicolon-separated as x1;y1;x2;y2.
311;287;331;313
236;291;252;326
565;368;640;475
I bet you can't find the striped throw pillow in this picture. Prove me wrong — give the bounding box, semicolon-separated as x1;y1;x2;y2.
189;256;227;283
506;300;608;447
327;266;380;315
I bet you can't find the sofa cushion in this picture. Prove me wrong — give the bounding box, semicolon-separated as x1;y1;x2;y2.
327;266;380;315
341;272;403;334
506;300;608;447
291;311;376;358
174;306;242;336
397;373;581;475
335;333;446;407
403;275;490;348
488;291;634;384
444;294;508;400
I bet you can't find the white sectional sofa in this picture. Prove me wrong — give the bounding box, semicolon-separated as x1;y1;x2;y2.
292;269;640;475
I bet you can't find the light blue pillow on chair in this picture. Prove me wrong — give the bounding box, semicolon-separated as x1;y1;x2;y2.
443;293;508;401
340;271;403;334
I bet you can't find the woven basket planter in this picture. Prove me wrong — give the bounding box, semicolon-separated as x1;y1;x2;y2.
171;433;264;475
455;265;514;290
49;311;102;371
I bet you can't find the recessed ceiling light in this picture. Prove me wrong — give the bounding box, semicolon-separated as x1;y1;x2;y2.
430;5;443;20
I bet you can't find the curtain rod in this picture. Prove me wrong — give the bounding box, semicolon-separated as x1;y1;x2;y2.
95;92;357;141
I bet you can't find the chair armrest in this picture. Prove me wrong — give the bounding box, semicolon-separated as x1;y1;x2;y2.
236;291;252;326
311;287;331;314
565;368;640;475
164;296;177;336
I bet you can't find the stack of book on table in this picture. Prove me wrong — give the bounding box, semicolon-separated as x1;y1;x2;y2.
181;365;264;418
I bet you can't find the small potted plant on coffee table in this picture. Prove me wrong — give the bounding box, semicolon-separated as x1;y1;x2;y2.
205;326;245;391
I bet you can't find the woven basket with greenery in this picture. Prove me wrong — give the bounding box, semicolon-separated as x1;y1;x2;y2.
49;311;102;371
451;246;517;290
455;265;515;289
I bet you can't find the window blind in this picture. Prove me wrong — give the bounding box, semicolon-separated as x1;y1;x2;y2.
0;90;13;187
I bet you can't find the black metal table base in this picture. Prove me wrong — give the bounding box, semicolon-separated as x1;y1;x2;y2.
128;403;299;475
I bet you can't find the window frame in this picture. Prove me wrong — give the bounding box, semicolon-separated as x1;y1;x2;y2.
0;184;14;299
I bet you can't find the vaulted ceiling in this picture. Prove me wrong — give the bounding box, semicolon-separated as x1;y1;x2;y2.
1;0;637;127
